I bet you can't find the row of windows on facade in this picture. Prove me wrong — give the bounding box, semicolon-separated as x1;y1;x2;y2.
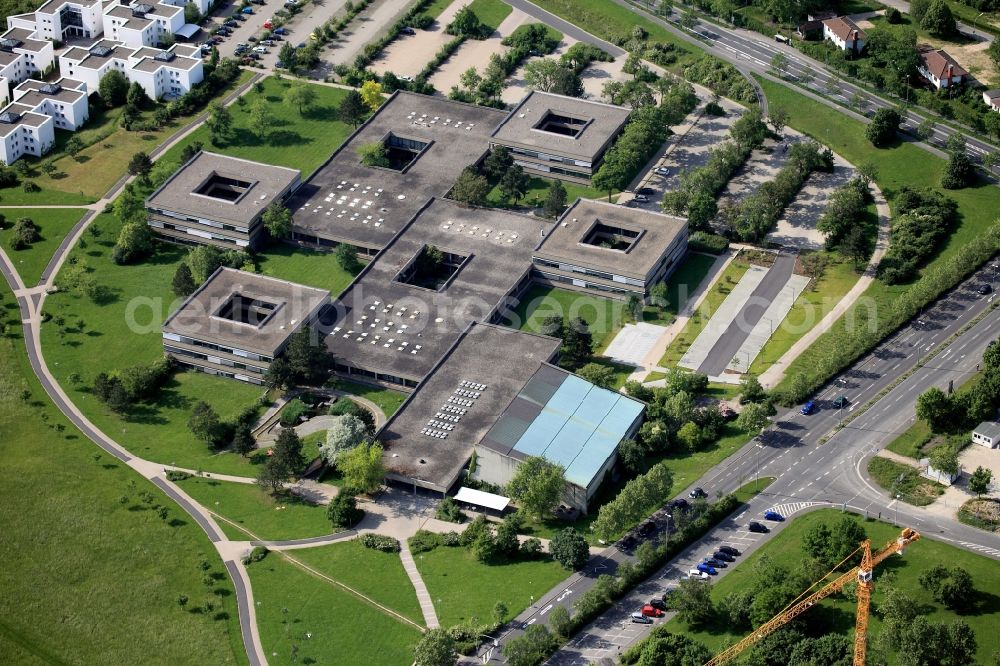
531;257;646;287
165;345;267;374
162;333;273;363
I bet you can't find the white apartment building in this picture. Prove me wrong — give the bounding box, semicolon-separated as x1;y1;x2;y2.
0;103;54;165
60;39;203;100
12;77;89;130
7;0;104;42
0;28;57;104
102;0;184;48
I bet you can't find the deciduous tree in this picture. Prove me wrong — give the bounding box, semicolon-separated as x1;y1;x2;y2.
507;455;565;519
284;83;317;115
550;527;589;570
338;440;385;493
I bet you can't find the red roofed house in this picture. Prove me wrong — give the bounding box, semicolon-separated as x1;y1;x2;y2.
917;44;968;90
822;16;866;54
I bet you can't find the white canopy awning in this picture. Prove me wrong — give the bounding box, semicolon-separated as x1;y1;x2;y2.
176;23;200;39
454;486;509;512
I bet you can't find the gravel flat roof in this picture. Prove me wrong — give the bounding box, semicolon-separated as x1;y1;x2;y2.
288;91;508;250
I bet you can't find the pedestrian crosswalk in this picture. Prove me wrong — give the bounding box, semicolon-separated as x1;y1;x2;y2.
957;541;1000;559
768;501;830;518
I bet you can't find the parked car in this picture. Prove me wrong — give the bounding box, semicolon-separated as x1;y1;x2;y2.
748;521;769;533
696;563;718;575
655;166;671;176
719;405;737;421
260;39;275;46
688;569;710;580
800;400;816;415
242;6;254;13
253;45;268;53
832;395;849;409
631;612;653;624
641;604;664;617
297;41;306;48
689;487;707;499
618;534;637;551
264;21;274;29
224;19;238;26
638;520;657;537
719;545;741;556
764;510;785;522
713;551;735;562
633;194;649;203
273;26;287;34
648;598;668;612
251;0;266;4
669;498;689;510
276;59;285;68
703;557;727;568
400;26;416;35
637;186;655;196
978;284;992;295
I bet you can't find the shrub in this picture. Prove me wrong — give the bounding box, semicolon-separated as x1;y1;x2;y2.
242;546;269;565
408;529;444;553
359;533;401;552
327;491;364;528
689;231;729;254
279;398;310;426
520;537;543;557
435;497;466;523
165;470;191;482
21;180;40;193
411;12;434;29
876;187;957;285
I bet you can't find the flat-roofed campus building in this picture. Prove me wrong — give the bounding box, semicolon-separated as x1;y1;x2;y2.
146;151;301;249
59;39;204;101
533;198;688;300
378;322;644;512
162;267;330;384
490;90;631;184
288;91;508;256
321;197;549;388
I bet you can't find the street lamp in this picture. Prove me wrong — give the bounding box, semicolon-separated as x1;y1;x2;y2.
974;12;985;36
894;494;901;525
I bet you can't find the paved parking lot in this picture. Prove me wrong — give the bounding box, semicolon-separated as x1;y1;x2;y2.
603;322;667;366
768;154;856;250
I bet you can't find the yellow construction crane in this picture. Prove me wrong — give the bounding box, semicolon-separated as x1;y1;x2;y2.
705;528;920;666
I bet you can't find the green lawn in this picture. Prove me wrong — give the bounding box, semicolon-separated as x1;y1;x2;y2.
643;252;719;325
414;547;568;627
747;253;860;376
468;0;512;31
868;457;945;506
756;77;1000;395
160;77;355;179
8;71;253;202
0;298;245;664
246;554;421;665
486;175;609;210
257;243;356;297
424;0;456;19
329;379;409;417
175;476;332;541
667;510;1000;665
1;207;87;286
885;419;933;459
507;284;626;353
40;213;346;475
659;256;752;367
291;540;425;625
531;0;701;74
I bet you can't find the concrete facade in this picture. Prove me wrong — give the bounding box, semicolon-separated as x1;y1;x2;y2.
60;39;204;100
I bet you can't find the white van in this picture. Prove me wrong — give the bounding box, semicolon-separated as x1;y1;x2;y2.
774;34;790;44
253;46;268;54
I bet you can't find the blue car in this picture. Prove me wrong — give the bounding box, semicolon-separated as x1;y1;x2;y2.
273;27;288;34
241;6;253;13
764;510;785;522
800;400;816;415
696;562;718;575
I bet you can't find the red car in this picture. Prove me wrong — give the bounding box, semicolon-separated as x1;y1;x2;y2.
264;20;273;29
641;604;663;618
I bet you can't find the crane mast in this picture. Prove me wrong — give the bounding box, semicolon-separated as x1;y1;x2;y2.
704;528;919;666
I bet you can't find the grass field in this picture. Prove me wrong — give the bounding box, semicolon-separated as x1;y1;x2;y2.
414;547;568;626
39;213;350;475
531;0;700;74
159;77;354;178
0;299;244;665
257;243;356;297
247;554;421;665
7;71;254;202
424;0;456;19
747;253;860;376
507;285;627;353
659;255;751;367
643;252;719;325
486;175;609;210
668;509;1000;664
868;457;945;506
330;379;409;418
290;540;425;625
756;77;1000;394
175;476;332;541
1;207;87;286
468;0;512;31
885;419;933;459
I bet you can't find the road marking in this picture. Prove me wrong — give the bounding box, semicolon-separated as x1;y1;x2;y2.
540;604;553;616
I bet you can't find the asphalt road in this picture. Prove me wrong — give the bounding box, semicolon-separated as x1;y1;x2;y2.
878;0;995;43
697;251;795;377
612;0;1000;174
487;262;1000;663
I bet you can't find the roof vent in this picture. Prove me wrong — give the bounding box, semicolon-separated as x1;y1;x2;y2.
0;111;21;124
0;38;23;51
133;3;154;16
40;82;62;95
90;45;113;57
154;50;175;62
